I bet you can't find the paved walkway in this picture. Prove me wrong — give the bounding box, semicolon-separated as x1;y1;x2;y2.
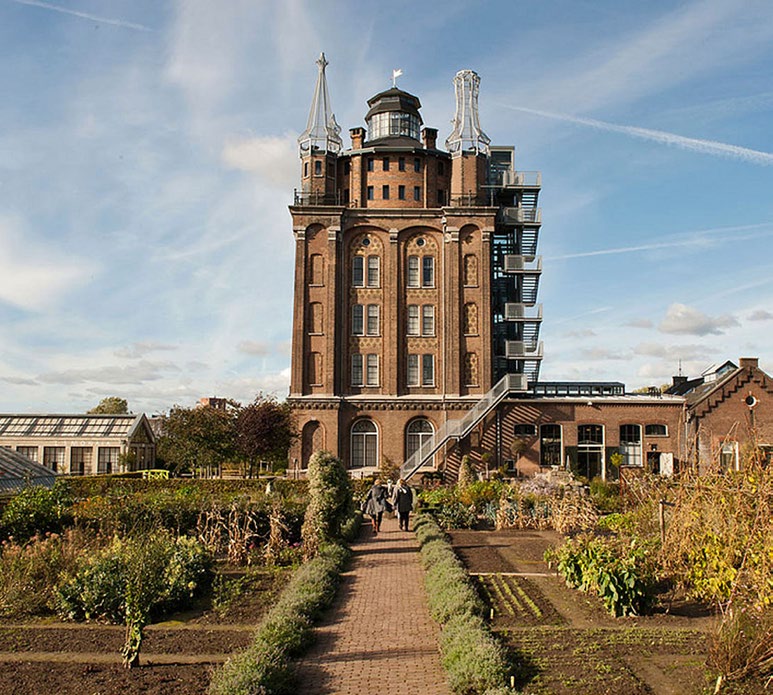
294;515;450;694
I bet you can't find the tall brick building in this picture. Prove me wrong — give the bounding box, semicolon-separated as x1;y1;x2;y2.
286;56;771;481
287;56;543;476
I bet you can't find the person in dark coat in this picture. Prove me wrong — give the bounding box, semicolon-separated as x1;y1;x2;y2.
364;478;388;534
392;478;413;531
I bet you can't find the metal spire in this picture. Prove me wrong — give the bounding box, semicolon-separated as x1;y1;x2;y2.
298;53;342;156
445;69;490;156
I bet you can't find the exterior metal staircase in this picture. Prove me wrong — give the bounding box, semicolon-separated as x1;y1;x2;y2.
400;373;527;481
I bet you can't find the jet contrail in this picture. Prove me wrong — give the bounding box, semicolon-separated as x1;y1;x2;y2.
9;0;151;31
499;103;773;166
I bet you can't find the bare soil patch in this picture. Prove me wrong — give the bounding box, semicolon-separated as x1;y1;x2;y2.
0;567;287;694
447;528;758;694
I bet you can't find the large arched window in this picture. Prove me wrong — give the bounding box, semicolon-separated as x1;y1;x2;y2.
351;419;378;468
406;418;434;461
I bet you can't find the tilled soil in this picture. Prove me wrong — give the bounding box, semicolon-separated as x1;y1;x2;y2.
447;528;745;695
0;568;286;695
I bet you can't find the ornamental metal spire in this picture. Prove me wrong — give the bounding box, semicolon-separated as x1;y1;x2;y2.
445;69;490;156
298;53;342;156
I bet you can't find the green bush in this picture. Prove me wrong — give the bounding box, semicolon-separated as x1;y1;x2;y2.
414;514;509;693
545;534;654;617
589;477;621;514
0;484;73;543
209;541;350;695
55;533;212;623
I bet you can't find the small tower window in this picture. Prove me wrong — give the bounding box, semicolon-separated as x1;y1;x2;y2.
382;157;390;171
382;185;390;200
314;160;322;176
414;158;421;172
414;186;421;201
367;158;374;172
398;157;406;171
398;185;405;200
304;162;309;177
367;186;374;200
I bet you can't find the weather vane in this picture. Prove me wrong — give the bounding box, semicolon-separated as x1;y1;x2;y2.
391;68;403;88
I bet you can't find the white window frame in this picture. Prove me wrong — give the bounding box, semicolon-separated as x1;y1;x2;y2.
351;354;364;386
407;305;419;336
422;354;435;386
366;304;379;336
407;354;419;386
422;305;435;336
352;304;364;335
352;256;364;287
367;255;380;287
407;255;420;288
366;354;379;386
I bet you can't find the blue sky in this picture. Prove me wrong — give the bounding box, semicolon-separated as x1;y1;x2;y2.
1;0;772;414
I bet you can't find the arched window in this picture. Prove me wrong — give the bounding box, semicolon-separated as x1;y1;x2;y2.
406;418;434;460
463;254;478;286
463;303;478;335
351;420;378;468
301;421;324;469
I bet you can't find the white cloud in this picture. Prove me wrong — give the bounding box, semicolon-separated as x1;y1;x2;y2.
565;329;596;338
748;309;773;321
221;135;298;188
658;303;739;336
237;340;270;356
626;318;654;329
114;342;178;359
0;217;94;311
634;342;713;360
38;361;180;386
579;348;627;361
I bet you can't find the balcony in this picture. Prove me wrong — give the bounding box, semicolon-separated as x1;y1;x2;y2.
505;340;544;360
293;190;343;206
499;207;542;225
504;303;543;321
503;255;542;273
502;170;541;188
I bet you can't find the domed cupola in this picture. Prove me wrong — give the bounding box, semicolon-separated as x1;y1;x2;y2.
364;88;423;144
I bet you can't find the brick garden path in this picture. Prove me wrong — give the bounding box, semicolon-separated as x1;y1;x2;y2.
294;515;450;694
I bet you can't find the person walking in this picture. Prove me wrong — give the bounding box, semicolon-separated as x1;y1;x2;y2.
392;478;413;531
364;478;388;534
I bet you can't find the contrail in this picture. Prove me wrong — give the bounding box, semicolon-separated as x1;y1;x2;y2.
550;222;773;261
9;0;151;31
499;103;773;166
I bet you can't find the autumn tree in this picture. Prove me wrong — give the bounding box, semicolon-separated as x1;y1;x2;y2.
156;403;238;477
235;395;296;475
88;397;129;414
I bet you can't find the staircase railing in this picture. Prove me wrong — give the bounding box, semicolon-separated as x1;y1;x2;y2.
400;373;527;480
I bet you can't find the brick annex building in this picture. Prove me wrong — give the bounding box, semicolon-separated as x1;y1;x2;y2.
287;56;773;481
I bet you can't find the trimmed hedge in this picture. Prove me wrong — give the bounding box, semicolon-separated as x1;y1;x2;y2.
209;533;353;694
414;514;509;694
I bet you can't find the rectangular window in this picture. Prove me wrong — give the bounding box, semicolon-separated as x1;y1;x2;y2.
422;354;435;386
407;354;419;386
382;185;390;200
352;304;364;335
398;157;405;171
382;157;390;171
407;305;419;335
97;447;119;474
344;160;351;174
422;305;435;335
414;158;421;172
413;186;421;201
366;354;379;386
367;255;380;287
398;185;405;200
304;161;308;177
352;256;364;287
43;446;65;472
367;158;374;172
70;447;92;476
367;186;374;200
437;189;446;206
351;354;364;386
16;446;38;462
422;256;434;287
366;304;379;335
645;424;668;436
407;256;420;287
314;160;322;176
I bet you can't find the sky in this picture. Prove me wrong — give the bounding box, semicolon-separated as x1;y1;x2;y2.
1;0;772;414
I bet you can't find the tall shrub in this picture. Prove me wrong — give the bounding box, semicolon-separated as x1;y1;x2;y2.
301;451;353;558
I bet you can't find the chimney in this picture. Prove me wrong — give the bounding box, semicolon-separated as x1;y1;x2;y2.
672;375;688;387
422;127;438;150
350;127;365;149
739;357;759;369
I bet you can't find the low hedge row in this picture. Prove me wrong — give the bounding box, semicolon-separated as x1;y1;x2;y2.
208;513;362;695
414;514;510;694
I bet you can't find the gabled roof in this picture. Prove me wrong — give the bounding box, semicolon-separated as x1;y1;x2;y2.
686;360;772;416
0;447;56;494
0;413;154;442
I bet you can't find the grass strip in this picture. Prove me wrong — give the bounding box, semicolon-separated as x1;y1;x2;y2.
208;513;361;695
414;514;510;694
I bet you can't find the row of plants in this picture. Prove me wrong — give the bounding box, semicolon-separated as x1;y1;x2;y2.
414;514;511;695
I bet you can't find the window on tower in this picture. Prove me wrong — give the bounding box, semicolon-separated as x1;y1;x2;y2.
367;255;380;287
366;304;380;335
382;185;390;200
398;157;405;171
422;256;434;287
382;157;390;171
351;354;363;386
352;304;364;335
407;256;420;287
422;305;435;335
352;256;364;287
366;354;379;386
414;158;421;172
413;186;421;201
422;354;435;386
398;185;405;200
314;160;322;176
367;186;374;200
367;158;374;172
407;305;419;335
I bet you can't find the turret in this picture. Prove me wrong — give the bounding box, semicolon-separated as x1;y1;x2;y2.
297;53;342;205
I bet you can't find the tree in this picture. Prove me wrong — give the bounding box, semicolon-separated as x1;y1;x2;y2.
235;395;296;475
157;404;238;477
88;397;128;414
